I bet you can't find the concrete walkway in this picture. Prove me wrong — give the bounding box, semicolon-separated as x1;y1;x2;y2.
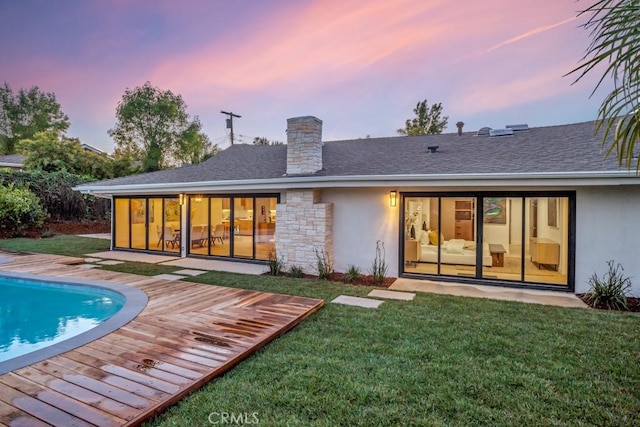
86;250;268;275
390;278;588;308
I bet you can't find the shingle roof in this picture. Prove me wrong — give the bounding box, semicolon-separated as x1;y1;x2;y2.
83;120;625;189
0;154;25;165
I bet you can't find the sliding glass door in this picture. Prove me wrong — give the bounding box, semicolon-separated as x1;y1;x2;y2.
402;193;573;289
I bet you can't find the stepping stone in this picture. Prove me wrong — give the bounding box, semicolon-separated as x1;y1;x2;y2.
76;263;99;269
84;257;102;263
173;269;207;276
331;295;384;309
97;260;124;265
368;289;415;301
153;274;188;281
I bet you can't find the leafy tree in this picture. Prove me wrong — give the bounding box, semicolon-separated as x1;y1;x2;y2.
108;82;212;172
568;0;640;171
18;131;132;180
397;99;449;136
253;136;283;145
0;83;69;155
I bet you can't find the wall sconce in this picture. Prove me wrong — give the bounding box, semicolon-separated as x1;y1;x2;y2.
194;195;202;203
179;194;185;206
389;191;397;207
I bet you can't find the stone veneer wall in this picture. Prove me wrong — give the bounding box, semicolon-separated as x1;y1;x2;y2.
286;116;323;175
275;189;333;274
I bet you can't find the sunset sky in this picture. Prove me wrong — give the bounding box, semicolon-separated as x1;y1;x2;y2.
1;0;609;153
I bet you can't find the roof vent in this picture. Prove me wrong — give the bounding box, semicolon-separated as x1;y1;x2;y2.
427;145;439;153
476;127;492;136
505;123;529;131
489;129;514;137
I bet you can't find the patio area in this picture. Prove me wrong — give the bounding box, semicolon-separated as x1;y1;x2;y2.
0;253;323;426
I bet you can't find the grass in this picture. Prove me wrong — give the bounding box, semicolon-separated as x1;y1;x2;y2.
0;235;109;257
1;236;639;426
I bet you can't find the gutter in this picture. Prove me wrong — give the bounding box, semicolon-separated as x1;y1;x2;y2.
74;170;639;196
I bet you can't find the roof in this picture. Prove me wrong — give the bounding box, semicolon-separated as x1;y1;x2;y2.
76;120;638;194
0;154;25;167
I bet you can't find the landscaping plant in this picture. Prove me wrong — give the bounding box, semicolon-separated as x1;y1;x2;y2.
344;264;361;283
0;184;46;235
584;260;632;310
315;248;333;280
288;265;304;278
267;250;283;276
370;240;388;284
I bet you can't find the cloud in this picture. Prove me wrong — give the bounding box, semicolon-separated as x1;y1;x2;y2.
478;16;578;57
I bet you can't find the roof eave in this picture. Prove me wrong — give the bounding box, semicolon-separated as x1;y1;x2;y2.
74;170;639;196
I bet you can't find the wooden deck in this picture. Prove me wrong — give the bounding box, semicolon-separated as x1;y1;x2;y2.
0;253;324;426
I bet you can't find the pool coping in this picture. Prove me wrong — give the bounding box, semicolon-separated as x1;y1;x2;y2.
0;270;148;375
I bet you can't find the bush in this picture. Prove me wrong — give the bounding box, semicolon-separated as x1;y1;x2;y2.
370;240;388;285
315;248;333;280
267;251;283;276
0;184;47;235
0;169;110;221
344;265;361;283
288;265;304;278
584;260;632;310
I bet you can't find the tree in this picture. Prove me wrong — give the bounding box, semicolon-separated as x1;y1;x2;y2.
108;82;212;172
252;136;283;145
0;83;70;155
568;0;640;171
397;99;448;136
17;131;132;180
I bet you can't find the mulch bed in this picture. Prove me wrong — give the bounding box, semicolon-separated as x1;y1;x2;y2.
268;271;396;288
577;294;640;313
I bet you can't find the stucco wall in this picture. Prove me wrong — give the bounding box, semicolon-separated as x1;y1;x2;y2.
319;185;640;296
322;188;400;276
575;186;640;296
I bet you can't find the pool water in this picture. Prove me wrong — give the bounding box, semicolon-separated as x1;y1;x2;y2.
0;277;125;362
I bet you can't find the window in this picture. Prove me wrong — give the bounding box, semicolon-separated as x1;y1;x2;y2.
402;192;573;289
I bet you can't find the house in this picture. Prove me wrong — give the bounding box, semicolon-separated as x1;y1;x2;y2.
0;154;25;170
75;116;640;296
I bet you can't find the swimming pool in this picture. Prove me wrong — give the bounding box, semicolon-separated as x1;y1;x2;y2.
0;271;148;374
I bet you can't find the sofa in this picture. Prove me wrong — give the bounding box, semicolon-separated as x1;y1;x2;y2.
419;237;492;267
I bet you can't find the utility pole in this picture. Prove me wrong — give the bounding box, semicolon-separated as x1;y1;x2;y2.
220;110;241;145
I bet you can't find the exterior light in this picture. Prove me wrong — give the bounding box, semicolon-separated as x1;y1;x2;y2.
389;191;397;207
194;195;203;203
179;194;185;206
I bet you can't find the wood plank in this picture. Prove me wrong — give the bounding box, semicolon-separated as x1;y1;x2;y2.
0;373;123;427
12;366;138;422
0;253;324;426
0;382;92;427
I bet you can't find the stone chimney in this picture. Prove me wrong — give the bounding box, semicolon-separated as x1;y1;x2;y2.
456;121;464;136
286;116;323;175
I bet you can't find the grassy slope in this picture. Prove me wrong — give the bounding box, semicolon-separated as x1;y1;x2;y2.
1;237;638;426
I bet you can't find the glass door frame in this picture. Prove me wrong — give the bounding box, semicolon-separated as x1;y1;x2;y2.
399;191;576;291
186;193;280;262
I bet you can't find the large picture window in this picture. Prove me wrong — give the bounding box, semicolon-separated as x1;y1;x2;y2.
402;192;574;289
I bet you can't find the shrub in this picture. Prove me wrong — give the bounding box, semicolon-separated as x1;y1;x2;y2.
289;265;304;278
0;169;111;222
267;251;283;276
344;265;361;283
370;240;388;285
584;260;632;310
315;248;333;280
0;184;47;235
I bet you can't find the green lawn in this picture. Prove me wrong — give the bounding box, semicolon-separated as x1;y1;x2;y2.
1;236;638;426
0;235;109;257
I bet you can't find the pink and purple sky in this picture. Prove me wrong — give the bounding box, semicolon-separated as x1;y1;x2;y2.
1;0;609;153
